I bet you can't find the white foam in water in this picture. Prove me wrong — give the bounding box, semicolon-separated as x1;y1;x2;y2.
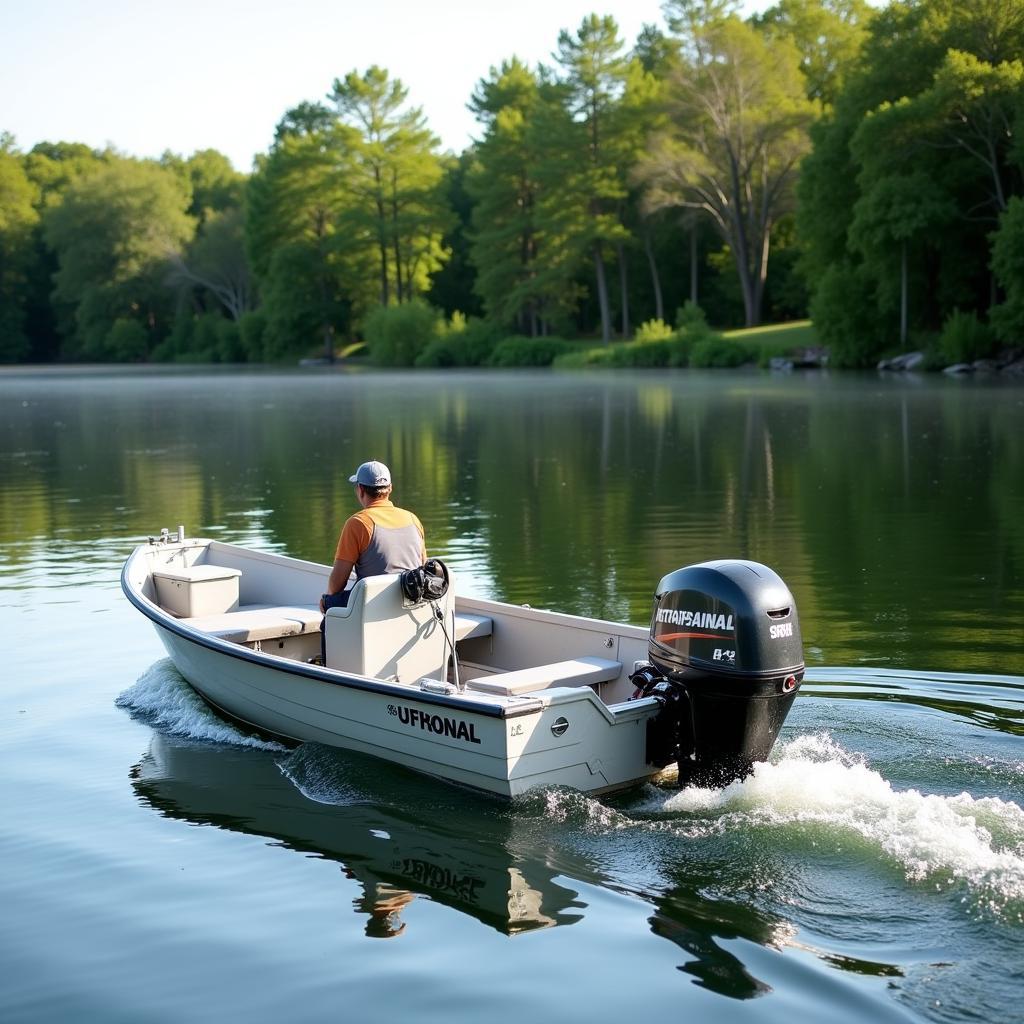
644;733;1024;918
116;658;286;751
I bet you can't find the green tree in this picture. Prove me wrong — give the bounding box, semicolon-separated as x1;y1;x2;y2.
544;14;632;343
169;206;254;322
638;3;817;326
0;138;40;361
799;0;1024;364
615;54;669;330
328;66;450;306
162;148;246;225
755;0;875;106
246;114;355;360
467;58;550;333
17;141;107;361
42;157;195;359
990;196;1024;341
22;142;105;209
427;152;482;319
848;171;955;348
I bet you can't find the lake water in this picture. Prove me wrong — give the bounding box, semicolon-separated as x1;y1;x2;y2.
1;366;1022;1023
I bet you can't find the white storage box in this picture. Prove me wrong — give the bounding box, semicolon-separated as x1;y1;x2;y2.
153;565;242;618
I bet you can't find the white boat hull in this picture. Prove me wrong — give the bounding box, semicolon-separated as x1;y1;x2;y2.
125;537;662;798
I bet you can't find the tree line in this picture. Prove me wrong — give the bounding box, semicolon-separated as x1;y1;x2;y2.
2;0;1023;368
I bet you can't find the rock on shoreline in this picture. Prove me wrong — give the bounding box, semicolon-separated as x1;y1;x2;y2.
877;349;1024;376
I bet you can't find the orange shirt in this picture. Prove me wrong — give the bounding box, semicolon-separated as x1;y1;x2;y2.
334;499;426;566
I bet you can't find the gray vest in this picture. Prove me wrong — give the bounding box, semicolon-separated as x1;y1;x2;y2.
356;520;423;578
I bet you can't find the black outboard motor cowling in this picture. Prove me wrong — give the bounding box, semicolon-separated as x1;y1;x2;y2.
643;560;803;787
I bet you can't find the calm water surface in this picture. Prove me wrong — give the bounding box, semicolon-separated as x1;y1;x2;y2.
1;367;1022;1023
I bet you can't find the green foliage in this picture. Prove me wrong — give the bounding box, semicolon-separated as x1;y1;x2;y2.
238;310;267;360
106;318;149;361
541;16;635;342
938;310;996;365
990;196;1024;344
328;66;451;306
171;206;253;322
754;0;875;106
42;156;195;358
0;146;40;361
689;337;755;367
152;311;244;363
799;0;1024;361
415;317;501;367
635;10;818;327
674;299;710;332
486;336;573;367
162;148;245;224
364;299;441;366
466;59;550;333
23;2;1024;367
633;318;674;342
554;336;692;368
425;154;481;319
809;261;887;367
245;127;357;356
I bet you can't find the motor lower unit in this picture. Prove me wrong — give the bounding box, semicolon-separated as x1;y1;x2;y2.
637;559;804;787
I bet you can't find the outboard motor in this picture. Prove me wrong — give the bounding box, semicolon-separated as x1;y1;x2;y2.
637;560;803;788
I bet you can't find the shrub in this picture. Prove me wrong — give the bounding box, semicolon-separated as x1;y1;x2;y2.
442;310;468;335
990;301;1024;346
238;310;267;361
106;318;149;361
614;338;674;366
553;336;693;369
414;335;462;368
363;299;441;367
151;315;191;362
191;313;222;361
674;300;709;331
938;310;996;365
991;196;1024;344
633;318;675;344
486;335;573;367
809;261;889;367
415;317;502;367
213;318;243;362
689;337;754;368
552;347;609;368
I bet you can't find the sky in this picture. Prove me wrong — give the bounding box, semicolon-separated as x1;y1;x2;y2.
1;0;773;172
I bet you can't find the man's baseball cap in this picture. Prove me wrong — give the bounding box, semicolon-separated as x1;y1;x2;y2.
349;460;391;487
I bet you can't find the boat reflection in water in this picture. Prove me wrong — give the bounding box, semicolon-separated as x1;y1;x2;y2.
131;730;796;1000
130;733;584;938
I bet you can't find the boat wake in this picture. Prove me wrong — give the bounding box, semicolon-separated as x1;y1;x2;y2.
621;733;1024;922
117;661;1024;921
116;658;286;751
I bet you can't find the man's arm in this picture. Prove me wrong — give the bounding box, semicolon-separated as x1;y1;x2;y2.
321;558;356;612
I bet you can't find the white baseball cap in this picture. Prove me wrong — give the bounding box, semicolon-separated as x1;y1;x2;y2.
349;460;391;487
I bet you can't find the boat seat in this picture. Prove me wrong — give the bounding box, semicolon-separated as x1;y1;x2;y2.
468;657;623;696
454;612;492;641
324;572;455;683
182;604;322;644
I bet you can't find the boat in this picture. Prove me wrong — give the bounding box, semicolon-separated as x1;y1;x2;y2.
122;527;805;798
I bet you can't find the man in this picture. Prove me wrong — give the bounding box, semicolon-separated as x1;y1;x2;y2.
320;460;426;614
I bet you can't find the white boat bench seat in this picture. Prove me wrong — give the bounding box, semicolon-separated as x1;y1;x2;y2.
182;604;322;644
468;656;623;696
453;612;493;642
